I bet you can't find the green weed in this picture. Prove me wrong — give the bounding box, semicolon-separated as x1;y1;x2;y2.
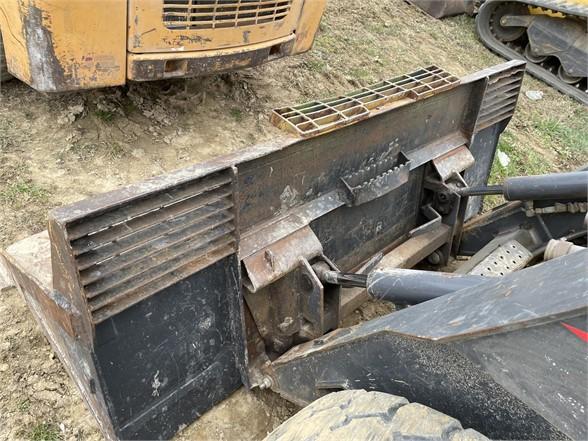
0;181;49;206
69;141;126;160
304;58;328;74
490;130;553;182
28;422;61;441
532;113;588;160
230;108;244;122
94;109;115;122
18;399;31;412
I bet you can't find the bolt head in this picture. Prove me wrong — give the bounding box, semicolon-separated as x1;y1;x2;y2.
260;376;273;389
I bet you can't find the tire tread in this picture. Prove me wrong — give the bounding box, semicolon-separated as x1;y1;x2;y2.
264;390;489;441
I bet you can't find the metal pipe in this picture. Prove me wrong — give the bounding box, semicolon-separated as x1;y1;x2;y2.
456;171;588;201
503;171;588;201
456;184;503;197
366;268;486;304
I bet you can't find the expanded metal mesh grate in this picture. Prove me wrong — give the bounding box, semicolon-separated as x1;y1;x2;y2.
163;0;293;30
271;66;460;137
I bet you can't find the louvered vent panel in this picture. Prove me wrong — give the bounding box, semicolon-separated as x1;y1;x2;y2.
65;170;238;324
163;0;293;30
474;65;525;132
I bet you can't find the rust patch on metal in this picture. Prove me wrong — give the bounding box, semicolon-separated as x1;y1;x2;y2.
432;145;475;181
242;226;323;292
129;39;294;81
339;224;452;318
1;248;76;337
23;6;67;92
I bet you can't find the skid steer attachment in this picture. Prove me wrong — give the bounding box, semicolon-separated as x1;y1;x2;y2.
6;60;585;440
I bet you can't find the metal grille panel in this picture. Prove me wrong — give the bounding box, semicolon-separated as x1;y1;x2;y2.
469;240;533;277
474;64;525;131
163;0;293;30
65;170;238;323
271;66;460;137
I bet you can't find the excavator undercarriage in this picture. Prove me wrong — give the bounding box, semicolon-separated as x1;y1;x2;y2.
477;0;588;105
409;0;588;104
1;61;587;440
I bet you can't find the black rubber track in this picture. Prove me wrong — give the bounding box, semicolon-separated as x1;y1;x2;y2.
476;0;588;105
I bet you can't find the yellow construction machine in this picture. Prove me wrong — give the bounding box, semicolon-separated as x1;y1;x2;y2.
0;0;326;92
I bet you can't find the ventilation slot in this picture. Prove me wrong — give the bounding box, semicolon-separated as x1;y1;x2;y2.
163;0;293;30
474;66;525;131
65;170;238;324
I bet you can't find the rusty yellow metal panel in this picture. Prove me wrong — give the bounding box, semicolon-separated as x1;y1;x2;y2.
1;0;325;91
0;1;32;83
1;0;126;91
128;0;305;53
127;33;296;81
293;0;327;53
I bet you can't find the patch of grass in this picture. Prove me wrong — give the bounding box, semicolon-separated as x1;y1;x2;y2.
94;109;115;122
0;181;49;206
28;422;61;441
230;108;244;122
69;141;126;160
491;130;551;180
315;33;339;52
304;57;328;74
365;21;395;36
486;130;552;209
18;399;31;412
532;113;588;161
349;66;372;82
103;141;126;160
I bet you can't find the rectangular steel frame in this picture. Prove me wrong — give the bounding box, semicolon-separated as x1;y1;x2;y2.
1;61;526;440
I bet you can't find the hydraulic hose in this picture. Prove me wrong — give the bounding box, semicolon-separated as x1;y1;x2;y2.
457;171;588;201
366;268;486;304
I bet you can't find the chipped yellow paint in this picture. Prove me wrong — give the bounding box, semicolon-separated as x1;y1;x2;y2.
292;0;327;54
0;0;126;91
0;1;32;83
33;0;127;89
127;0;306;53
0;0;326;91
127;33;297;80
528;0;588;17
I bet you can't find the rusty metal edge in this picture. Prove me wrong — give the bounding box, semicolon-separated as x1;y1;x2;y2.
51;62;522;226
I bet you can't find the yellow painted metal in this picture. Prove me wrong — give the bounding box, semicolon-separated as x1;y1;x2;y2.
292;0;327;53
128;0;305;53
0;1;31;83
529;0;588;16
0;0;127;91
0;0;326;91
529;6;565;17
127;33;296;80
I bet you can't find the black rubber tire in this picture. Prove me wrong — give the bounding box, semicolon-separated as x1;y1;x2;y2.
264;390;489;441
0;32;13;83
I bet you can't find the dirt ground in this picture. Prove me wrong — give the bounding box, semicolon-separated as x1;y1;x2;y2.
0;1;586;440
